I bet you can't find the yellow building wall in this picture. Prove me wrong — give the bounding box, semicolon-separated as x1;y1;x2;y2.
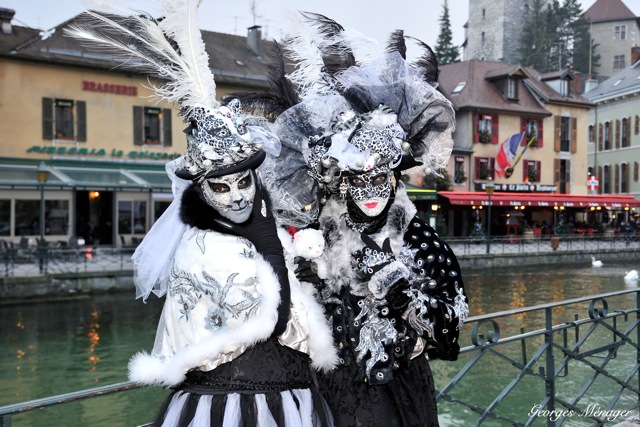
0;59;252;162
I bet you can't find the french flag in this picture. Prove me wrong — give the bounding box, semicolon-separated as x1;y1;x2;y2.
495;132;525;178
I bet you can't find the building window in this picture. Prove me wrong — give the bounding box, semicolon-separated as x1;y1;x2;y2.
133;107;172;146
621;117;630;147
475;157;495;180
604;122;611;150
522;117;543;147
506;78;518;100
603;165;611;194
482;8;485;18
452;82;466;94
613;55;626;70
118;200;147;237
0;200;9;236
620;163;629;193
14;199;69;237
481;32;485;43
588;125;594;144
454;157;467;184
523;160;541;183
614;25;627;40
560;117;571;152
559;79;569;96
42;98;87;142
476;114;498;144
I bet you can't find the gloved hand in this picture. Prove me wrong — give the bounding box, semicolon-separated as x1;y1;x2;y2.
211;180;290;336
384;281;411;313
294;256;323;288
354;234;396;279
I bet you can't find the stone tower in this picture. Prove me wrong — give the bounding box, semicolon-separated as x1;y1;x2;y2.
464;0;551;64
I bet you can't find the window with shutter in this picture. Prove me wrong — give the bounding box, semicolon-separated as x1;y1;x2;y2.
476;114;494;144
622;117;629;147
598;165;603;194
615;164;620;193
621;163;629;193
615;119;620;149
635;116;640;135
634;162;639;182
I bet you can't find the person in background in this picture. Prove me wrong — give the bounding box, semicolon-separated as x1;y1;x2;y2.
66;3;336;426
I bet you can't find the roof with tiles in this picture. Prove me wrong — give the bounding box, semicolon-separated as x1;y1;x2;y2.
439;60;591;116
584;60;640;100
584;0;637;24
1;11;272;89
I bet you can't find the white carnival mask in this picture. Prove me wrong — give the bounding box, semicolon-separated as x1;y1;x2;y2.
200;169;256;223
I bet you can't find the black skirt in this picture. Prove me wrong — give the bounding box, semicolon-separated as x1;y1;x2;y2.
153;337;334;426
316;356;439;427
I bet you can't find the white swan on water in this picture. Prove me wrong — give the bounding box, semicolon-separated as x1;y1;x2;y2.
591;256;603;267
624;269;638;282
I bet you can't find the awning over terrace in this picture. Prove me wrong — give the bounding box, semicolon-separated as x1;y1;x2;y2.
0;162;171;192
438;191;640;209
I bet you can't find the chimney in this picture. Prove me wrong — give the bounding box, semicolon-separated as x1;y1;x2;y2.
570;70;582;94
247;25;261;56
0;8;15;35
584;79;599;93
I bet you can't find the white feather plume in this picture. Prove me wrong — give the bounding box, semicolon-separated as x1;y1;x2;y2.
64;0;217;117
282;12;335;98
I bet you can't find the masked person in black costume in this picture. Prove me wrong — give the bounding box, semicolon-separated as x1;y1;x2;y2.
228;13;469;426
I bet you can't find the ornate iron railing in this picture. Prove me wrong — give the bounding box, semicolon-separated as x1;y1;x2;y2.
1;289;638;426
433;288;640;426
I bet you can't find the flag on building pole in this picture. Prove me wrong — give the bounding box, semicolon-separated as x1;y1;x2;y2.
495;132;525;178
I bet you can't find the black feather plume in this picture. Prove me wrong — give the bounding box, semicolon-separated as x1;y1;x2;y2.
299;11;356;77
386;30;407;59
224;42;299;121
406;36;439;84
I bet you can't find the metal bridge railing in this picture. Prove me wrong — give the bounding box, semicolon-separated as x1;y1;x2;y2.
2;234;638;277
433;288;640;426
1;289;638;426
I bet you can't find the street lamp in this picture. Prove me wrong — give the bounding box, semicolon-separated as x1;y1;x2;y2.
36;162;50;273
485;177;495;254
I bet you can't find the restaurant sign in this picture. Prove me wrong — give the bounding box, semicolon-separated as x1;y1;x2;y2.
475;182;557;192
27;145;181;160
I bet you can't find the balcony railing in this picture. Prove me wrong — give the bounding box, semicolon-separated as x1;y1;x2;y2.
1;289;638;426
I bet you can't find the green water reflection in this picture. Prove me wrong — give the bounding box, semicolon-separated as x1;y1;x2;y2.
0;261;638;426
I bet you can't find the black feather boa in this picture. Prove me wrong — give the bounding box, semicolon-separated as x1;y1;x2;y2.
179;184;230;233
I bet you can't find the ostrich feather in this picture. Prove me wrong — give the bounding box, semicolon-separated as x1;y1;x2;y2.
283;12;333;98
64;0;217;117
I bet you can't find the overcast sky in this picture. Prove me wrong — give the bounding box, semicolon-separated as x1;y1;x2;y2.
2;0;640;52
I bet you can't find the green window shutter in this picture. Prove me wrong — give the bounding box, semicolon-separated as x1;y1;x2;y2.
42;97;53;140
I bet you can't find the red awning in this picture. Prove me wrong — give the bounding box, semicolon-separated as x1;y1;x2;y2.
438;191;640;209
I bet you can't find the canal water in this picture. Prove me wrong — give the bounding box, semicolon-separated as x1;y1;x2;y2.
1;261;638;427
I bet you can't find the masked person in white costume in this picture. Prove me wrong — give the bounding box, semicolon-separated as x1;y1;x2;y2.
66;3;336;426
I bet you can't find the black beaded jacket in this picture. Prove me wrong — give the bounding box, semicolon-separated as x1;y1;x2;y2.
316;187;468;385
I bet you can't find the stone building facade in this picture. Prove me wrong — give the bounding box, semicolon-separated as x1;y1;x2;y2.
464;0;551;65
